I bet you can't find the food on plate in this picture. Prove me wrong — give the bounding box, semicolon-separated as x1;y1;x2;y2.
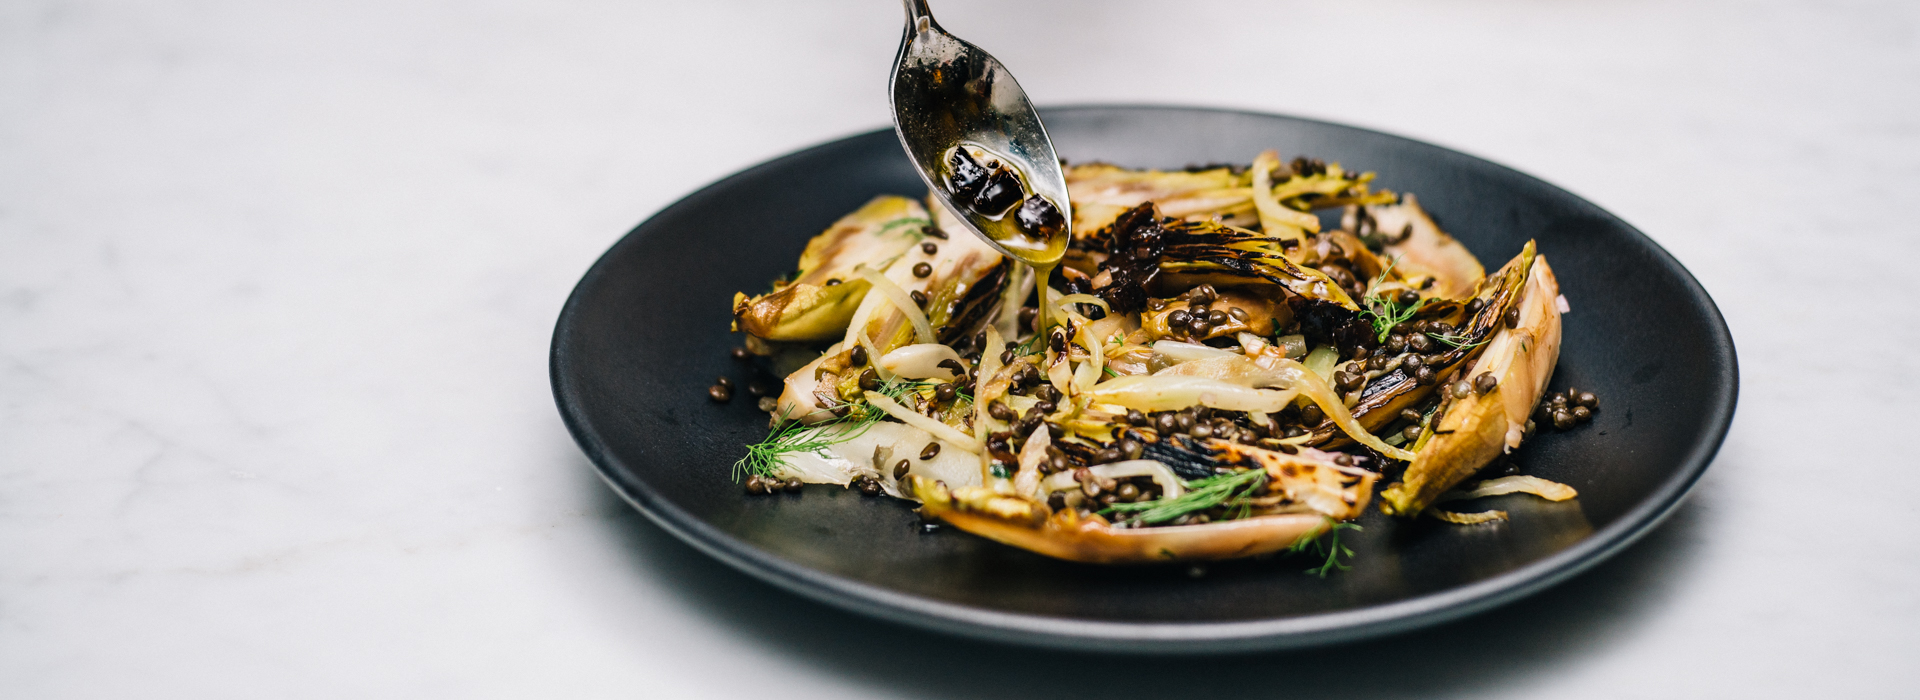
721;152;1596;568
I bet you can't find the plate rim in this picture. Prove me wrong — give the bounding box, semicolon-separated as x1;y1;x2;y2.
550;103;1738;652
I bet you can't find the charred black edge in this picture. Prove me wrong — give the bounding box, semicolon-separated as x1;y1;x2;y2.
1129;431;1227;480
1304;251;1534;442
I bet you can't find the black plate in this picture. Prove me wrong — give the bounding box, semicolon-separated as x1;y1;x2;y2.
551;106;1736;652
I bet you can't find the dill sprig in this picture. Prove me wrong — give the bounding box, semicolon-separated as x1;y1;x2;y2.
732;407;870;482
1425;332;1487;350
1357;256;1428;342
1360;296;1426;343
731;376;937;482
1290;521;1363;577
1101;468;1268;525
877;216;933;238
1009;332;1044;357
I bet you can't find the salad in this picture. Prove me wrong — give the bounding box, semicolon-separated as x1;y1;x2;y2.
719;151;1596;568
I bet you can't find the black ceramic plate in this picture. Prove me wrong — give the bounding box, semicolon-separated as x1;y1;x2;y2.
551;106;1736;652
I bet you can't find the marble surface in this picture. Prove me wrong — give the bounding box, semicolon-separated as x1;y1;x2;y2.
3;0;1916;696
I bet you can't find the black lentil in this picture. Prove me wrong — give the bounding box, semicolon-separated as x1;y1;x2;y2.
1473;372;1498;394
920;241;938;255
912;262;933;278
708;384;732;402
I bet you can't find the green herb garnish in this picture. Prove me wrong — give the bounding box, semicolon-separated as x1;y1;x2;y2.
1101;468;1268;525
1425;332;1486;350
1357;256;1428;342
1290;521;1362;577
733;407;870;481
1009;333;1044;357
732;375;938;481
877;216;933;238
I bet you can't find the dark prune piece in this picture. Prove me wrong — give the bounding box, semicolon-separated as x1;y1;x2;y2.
1014;195;1064;238
946;148;988;200
970;169;1024;215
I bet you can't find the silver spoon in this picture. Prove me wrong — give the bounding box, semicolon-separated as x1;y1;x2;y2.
889;0;1070;268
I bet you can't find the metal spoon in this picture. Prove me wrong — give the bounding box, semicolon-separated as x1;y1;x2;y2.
889;0;1070;267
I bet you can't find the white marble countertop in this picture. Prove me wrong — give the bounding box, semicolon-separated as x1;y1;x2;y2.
4;0;1916;696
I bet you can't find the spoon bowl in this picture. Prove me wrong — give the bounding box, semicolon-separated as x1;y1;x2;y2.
889;0;1070;267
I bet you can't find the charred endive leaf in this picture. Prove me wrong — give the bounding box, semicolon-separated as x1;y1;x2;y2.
1344;195;1485;299
1065;158;1396;250
1065;162;1252;236
1305;242;1538;447
773;200;1008;422
733;196;929;343
1382;245;1563;516
1132;437;1377;522
908;437;1371;563
1088;203;1358;315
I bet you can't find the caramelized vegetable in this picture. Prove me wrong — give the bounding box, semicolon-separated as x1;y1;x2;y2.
730;149;1593;568
1381;246;1563;516
733;196;928;343
909;438;1373;563
1344;195;1485;299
